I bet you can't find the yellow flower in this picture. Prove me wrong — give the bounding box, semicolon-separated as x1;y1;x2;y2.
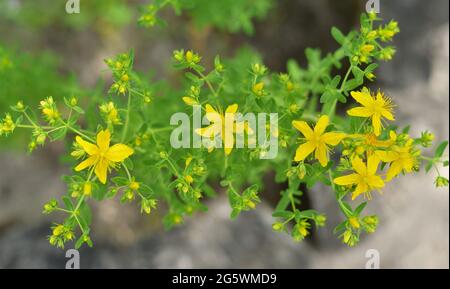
348;217;360;229
74;130;134;184
375;139;416;181
292;115;346;166
129;181;140;191
195;104;253;155
83;182;92;197
52;224;65;236
185;50;201;64
182;96;198;106
40;97;60;124
184;175;194;184
360;44;375;54
100;102;121;125
334;155;385;200
0;113;15;134
347;89;395;136
252;82;265;97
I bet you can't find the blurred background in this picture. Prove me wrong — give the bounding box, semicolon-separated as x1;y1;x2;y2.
0;0;448;268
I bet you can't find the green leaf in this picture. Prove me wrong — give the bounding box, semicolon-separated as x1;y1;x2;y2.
92;184;107;201
364;63;378;74
333;221;347;234
341;201;353;216
331;27;346;45
202;184;217;198
296;209;317;220
425;160;434;173
49;127;67;141
272;210;294;219
230;208;241;219
351;66;364;80
184;72;201;83
275;190;291;212
72;106;85;114
402;125;411;134
112;176;129;186
354;202;367;216
78;202;92;227
344;78;363;92
75;236;84;249
62;196;74;211
434;141;448;158
286;59;303;81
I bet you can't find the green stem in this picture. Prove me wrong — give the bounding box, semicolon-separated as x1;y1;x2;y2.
55;207;72;214
289;192;297;212
166;157;181;177
152;126;173;133
328;169;352;218
329;64;353;118
66;123;95;142
121;91;132;142
197;70;217;96
228;182;240;197
23;110;40;129
122;162;133;181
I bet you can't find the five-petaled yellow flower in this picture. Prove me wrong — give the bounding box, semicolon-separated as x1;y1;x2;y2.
195;104;252;155
334;155;385;200
376;139;416;181
292;115;346;166
347;88;395;136
74;130;134;184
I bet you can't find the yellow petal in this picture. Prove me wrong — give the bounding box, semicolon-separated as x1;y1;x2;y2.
294;141;316;162
95;158;108;184
351;157;367;176
334;173;360;186
314;115;329;135
225;104;238;114
352;182;368;200
223;129;234;155
236;121;255;135
292;120;314;139
205;104;217;114
402;157;414;173
371;114;382;136
321;132;346;146
367;154;381;175
205;104;220;122
75;155;98;171
182;97;197;106
75;136;98;155
389;131;397;141
195;124;221;137
381;109;395;121
224;146;233;155
350;91;373;107
347;107;373;117
386;160;403;181
375;150;398;163
96;130;111;151
106;144;134;162
367;175;385;189
315;143;328;167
